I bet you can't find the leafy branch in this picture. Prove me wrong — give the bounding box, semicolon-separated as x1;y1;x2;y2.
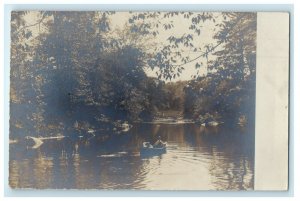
12;12;47;36
170;13;247;68
172;41;223;67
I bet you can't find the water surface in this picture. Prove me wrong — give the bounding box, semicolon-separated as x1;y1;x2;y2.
9;123;254;190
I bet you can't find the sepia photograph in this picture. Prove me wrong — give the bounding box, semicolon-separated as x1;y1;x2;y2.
9;11;256;190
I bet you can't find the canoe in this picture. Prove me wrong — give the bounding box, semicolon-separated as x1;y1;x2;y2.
140;142;167;156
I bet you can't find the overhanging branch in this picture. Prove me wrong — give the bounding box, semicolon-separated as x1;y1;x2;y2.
12;12;47;36
170;13;247;68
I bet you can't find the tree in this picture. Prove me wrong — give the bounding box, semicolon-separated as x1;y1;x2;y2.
182;13;256;124
209;12;256;82
10;11;53;137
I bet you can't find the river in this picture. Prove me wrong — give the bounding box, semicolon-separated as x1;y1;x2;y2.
9;122;254;190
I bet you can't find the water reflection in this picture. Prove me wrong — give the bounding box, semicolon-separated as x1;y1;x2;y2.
9;123;254;190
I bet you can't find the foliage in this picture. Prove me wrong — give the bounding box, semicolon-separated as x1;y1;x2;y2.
10;11;256;138
183;13;256;125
